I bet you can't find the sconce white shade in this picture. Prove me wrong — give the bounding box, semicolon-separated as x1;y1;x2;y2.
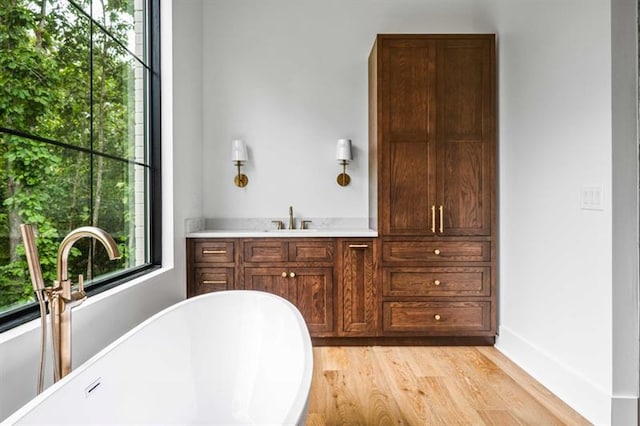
336;139;353;162
231;139;248;163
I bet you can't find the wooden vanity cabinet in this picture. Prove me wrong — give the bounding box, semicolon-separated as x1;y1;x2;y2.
336;239;377;336
187;240;237;297
370;34;497;341
373;34;495;237
242;239;336;337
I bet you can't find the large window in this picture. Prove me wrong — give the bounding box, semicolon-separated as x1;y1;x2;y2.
0;0;160;330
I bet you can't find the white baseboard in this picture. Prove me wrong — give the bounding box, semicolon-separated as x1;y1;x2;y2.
611;396;638;426
496;326;611;425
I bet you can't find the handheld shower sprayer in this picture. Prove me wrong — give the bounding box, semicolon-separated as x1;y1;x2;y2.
20;224;50;393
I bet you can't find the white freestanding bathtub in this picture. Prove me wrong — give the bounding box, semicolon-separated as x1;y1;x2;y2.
3;290;313;425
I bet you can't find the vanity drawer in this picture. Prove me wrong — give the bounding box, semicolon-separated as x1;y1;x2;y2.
194;241;234;263
244;241;288;262
383;301;491;333
383;267;490;297
289;241;334;262
382;241;490;262
193;268;234;294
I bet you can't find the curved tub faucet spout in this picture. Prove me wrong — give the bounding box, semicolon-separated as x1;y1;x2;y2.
56;226;121;284
53;226;121;380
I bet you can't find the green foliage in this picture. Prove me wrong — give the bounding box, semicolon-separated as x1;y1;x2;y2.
0;0;144;312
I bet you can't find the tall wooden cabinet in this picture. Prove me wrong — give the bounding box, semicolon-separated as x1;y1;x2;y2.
370;34;496;341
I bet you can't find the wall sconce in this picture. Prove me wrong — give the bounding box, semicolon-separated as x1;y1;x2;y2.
231;139;249;187
336;139;352;187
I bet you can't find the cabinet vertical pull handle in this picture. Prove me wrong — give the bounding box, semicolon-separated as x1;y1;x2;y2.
431;205;436;233
439;205;444;233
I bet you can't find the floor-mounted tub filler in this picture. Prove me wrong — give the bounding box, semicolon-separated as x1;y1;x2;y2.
4;291;314;425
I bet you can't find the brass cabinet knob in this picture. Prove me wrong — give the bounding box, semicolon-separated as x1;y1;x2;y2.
434;280;441;286
434;314;441;321
289;272;296;278
281;272;287;278
434;249;441;255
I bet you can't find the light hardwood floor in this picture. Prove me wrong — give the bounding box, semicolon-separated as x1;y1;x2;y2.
306;346;590;425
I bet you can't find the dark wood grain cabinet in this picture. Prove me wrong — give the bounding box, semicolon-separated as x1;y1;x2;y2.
242;239;335;336
244;267;334;335
337;239;377;336
374;35;494;237
370;34;496;340
188;238;336;337
187;240;237;297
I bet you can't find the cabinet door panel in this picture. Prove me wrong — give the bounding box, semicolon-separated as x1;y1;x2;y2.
436;38;494;236
244;268;292;301
387;141;436;234
293;268;334;335
381;38;437;235
340;241;377;336
384;39;435;138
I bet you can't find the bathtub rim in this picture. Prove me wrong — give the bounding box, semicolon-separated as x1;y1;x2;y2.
3;290;314;425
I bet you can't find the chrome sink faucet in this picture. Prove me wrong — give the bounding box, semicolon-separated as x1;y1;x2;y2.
21;225;121;390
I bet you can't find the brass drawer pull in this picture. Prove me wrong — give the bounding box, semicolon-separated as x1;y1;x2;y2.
434;280;441;286
281;272;288;278
431;205;436;233
349;244;369;248
203;280;227;285
434;249;441;255
203;250;227;254
434;314;441;321
289;272;296;278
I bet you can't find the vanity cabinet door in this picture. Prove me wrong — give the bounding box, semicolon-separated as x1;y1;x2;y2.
290;267;334;336
244;268;293;301
338;240;378;336
244;266;335;336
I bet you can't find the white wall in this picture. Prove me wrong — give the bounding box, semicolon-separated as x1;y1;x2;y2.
0;0;203;420
494;0;637;424
201;0;497;220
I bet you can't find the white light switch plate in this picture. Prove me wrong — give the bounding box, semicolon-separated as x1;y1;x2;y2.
581;185;604;210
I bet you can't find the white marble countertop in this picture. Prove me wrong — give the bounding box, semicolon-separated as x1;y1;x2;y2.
186;229;378;238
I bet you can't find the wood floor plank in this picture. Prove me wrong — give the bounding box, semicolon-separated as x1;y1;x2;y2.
306;346;590;426
475;346;591;426
445;347;565;425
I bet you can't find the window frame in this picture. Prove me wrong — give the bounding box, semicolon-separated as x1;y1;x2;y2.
0;0;162;333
